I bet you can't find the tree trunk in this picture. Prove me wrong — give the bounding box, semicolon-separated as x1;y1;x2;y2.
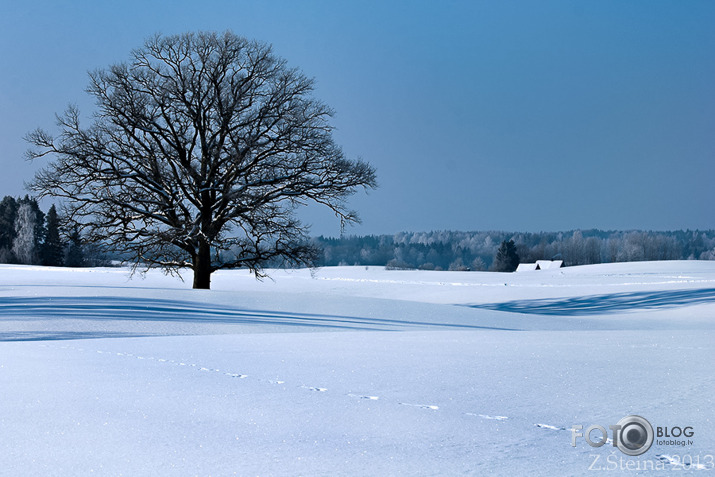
192;241;212;289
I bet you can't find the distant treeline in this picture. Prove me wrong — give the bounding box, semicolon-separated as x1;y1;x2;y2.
314;230;715;271
3;193;713;272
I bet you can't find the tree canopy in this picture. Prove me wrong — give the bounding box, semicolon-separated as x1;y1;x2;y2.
27;31;376;288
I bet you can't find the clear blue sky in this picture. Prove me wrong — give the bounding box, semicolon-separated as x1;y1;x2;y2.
1;0;713;236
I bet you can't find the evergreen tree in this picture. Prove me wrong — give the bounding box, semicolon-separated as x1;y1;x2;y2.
493;239;520;272
0;196;18;262
65;227;85;267
42;205;65;266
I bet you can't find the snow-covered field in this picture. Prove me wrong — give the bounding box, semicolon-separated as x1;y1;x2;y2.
1;261;714;476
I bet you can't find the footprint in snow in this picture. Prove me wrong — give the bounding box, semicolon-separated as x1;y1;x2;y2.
656;454;707;469
466;413;508;420
534;423;566;431
400;403;439;410
225;373;248;379
302;386;328;392
348;394;379;401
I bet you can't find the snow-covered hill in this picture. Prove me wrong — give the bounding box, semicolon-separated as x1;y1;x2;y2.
1;261;713;475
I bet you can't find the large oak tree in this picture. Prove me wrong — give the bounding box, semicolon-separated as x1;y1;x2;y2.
27;31;376;289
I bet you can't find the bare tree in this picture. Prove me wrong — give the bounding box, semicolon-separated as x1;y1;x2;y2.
27;31;376;289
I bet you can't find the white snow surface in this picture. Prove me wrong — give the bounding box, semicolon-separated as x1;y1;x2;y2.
1;261;714;476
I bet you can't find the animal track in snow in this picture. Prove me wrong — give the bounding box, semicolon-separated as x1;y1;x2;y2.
302;386;328;392
399;402;439;410
48;341;679;448
52;343;540;421
348;393;379;401
534;423;566;431
225;373;248;379
656;454;708;470
534;423;615;445
466;413;508;420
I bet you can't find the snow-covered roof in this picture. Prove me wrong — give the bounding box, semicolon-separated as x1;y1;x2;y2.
535;260;563;270
516;260;564;271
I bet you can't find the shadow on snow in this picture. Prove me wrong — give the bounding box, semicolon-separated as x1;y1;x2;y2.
466;288;715;316
0;295;516;341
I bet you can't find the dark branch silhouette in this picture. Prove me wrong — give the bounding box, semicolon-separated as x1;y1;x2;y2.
27;31;376;288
